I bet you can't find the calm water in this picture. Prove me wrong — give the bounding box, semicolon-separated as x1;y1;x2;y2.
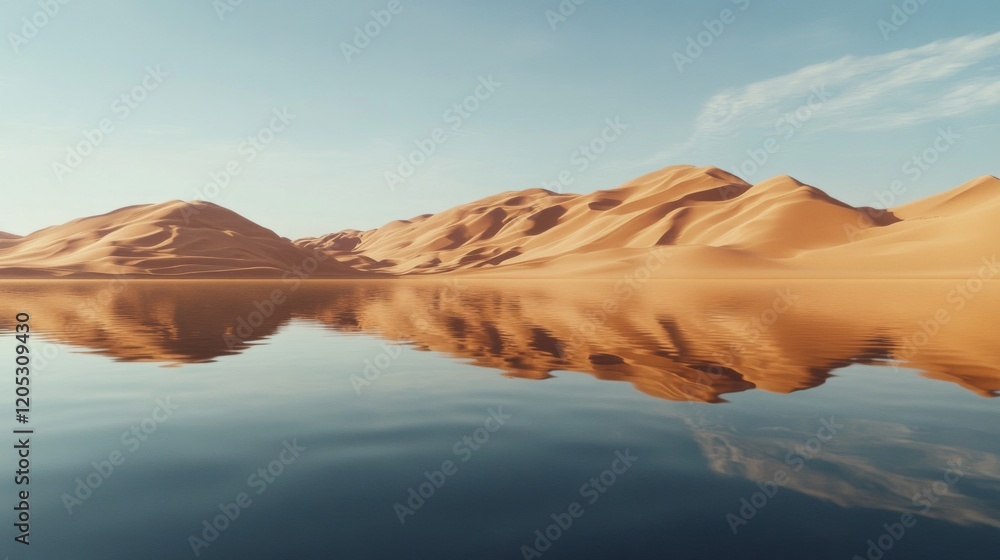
1;280;999;560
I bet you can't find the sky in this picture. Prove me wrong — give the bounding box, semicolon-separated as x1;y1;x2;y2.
1;0;999;239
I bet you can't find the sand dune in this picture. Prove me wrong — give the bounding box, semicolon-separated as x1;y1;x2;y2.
0;201;360;278
296;165;1000;278
0;231;21;251
1;166;998;277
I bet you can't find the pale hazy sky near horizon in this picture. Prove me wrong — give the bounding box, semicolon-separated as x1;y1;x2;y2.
2;0;999;238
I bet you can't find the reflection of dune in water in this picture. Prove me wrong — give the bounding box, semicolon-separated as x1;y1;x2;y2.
0;279;999;402
6;279;1000;528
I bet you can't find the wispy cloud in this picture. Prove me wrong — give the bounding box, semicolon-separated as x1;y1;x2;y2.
654;32;1000;163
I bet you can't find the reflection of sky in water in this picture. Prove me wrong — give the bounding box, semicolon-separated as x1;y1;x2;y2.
2;281;999;559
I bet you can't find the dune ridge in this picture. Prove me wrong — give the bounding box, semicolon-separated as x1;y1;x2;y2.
0;201;359;278
1;165;998;278
297;165;1000;278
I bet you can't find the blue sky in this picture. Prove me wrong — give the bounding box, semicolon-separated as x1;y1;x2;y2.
2;0;999;238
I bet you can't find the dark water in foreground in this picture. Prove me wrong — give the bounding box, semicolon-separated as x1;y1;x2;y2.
1;280;999;560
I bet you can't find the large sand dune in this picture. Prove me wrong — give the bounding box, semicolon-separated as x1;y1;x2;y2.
0;200;359;278
297;165;1000;278
1;165;998;277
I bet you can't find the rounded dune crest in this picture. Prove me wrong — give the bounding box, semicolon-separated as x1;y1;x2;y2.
0;200;362;278
3;166;1000;278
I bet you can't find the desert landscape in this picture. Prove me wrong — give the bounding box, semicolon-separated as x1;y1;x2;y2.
1;165;998;279
7;2;1000;558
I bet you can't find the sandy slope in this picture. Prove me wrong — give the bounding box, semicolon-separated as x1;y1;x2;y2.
0;231;21;250
297;165;1000;278
1;165;998;278
0;201;360;278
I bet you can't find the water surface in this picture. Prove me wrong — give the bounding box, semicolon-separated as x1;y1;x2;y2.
1;279;998;559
